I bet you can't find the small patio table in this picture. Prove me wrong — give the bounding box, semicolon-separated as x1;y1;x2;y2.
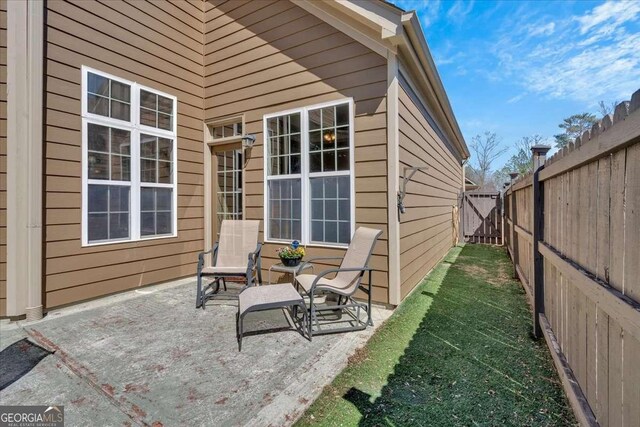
237;283;309;351
267;262;313;285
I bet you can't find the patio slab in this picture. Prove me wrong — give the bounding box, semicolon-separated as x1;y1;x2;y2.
0;278;391;426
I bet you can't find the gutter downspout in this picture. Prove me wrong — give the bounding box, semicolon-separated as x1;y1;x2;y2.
387;51;401;306
459;158;469;244
7;0;44;320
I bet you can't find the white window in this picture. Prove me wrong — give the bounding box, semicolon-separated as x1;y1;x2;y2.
81;67;177;246
264;100;354;247
210;118;243;141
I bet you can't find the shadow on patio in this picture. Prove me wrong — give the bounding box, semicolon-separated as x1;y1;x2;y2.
297;244;576;426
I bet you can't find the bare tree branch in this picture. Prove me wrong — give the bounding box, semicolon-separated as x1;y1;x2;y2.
469;131;506;189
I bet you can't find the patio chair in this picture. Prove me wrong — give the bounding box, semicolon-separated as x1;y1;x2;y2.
294;227;382;337
196;220;262;309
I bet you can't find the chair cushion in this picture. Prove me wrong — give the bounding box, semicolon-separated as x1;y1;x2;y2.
201;266;248;275
238;283;303;316
295;274;338;293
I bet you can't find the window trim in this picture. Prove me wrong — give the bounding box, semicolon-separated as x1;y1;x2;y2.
262;98;355;248
81;66;178;247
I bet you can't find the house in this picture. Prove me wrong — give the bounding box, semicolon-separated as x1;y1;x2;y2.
465;177;479;191
1;0;469;319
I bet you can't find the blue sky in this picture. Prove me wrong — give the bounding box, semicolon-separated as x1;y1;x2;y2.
391;0;640;168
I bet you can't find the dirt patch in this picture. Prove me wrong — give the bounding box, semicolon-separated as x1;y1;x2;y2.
456;263;512;287
456;264;489;277
347;346;370;366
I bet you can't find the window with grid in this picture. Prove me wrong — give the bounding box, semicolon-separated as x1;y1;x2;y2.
216;149;243;232
82;67;177;245
266;113;302;241
264;101;353;246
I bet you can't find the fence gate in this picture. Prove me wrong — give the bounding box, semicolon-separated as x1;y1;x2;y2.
461;191;502;244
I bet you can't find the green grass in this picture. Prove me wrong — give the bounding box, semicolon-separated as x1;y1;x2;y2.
296;244;576;427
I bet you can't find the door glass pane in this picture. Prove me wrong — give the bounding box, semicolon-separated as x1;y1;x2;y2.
216;149;243;233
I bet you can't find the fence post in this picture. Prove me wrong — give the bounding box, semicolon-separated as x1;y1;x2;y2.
509;173;519;277
531;144;550;338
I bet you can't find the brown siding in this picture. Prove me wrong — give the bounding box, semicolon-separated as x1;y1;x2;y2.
43;0;205;308
398;82;462;299
0;0;6;316
205;0;390;303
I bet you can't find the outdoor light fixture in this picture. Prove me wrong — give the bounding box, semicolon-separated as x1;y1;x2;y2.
397;166;428;216
241;134;256;149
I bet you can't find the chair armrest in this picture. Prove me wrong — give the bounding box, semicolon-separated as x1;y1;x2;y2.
246;243;263;286
197;243;219;272
310;266;372;293
247;242;263;266
299;256;344;271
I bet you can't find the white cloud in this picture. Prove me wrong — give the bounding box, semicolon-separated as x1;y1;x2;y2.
528;22;555;37
507;94;525;104
576;1;640;34
489;1;640;103
447;0;475;24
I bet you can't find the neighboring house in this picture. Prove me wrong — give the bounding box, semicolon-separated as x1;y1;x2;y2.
465;178;480;191
1;0;469;319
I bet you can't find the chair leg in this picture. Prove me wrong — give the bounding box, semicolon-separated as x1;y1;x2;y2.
238;313;243;351
367;274;373;327
196;274;202;308
222;278;227;292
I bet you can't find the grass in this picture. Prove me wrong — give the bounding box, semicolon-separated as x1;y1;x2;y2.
295;244;576;427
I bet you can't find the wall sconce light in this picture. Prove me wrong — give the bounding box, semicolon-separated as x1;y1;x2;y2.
241;134;256;149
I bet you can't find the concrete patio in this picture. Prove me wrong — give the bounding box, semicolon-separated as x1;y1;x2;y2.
0;278;391;426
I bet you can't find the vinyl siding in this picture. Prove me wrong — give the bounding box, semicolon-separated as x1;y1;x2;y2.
43;0;205;308
398;81;462;299
205;0;390;303
0;0;6;316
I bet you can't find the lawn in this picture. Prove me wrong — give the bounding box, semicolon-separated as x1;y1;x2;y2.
296;244;576;426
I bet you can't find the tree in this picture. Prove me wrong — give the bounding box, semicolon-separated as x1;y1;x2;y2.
469;131;506;189
553;113;597;149
502;135;545;175
598;100;617;118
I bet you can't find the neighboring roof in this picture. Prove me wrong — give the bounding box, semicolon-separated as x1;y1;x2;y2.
294;0;470;160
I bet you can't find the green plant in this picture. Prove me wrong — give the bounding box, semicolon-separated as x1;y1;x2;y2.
276;241;305;259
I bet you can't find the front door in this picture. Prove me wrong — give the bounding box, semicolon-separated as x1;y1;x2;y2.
213;146;243;238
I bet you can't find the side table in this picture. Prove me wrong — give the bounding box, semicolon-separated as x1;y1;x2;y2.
268;262;314;285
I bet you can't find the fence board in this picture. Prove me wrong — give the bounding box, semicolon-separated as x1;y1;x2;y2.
596;157;611;283
624;144;640;301
595;307;609;425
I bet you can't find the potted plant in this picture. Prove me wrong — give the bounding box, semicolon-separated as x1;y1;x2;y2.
276;241;305;267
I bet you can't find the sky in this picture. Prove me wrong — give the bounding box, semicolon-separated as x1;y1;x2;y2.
390;0;640;169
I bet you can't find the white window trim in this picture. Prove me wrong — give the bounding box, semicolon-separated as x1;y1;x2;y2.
81;66;178;247
263;98;355;248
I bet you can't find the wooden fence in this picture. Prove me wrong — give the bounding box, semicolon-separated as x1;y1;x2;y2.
504;90;640;427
